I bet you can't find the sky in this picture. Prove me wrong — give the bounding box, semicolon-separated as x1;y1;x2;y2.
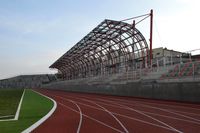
0;0;200;79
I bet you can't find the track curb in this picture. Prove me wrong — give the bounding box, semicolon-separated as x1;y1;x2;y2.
21;89;57;133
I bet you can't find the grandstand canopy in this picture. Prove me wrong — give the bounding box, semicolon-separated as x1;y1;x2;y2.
50;19;149;79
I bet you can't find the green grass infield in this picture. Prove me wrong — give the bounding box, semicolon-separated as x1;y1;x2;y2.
0;89;23;118
0;89;54;133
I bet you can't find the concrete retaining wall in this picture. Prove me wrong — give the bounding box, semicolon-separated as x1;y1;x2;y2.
42;80;200;103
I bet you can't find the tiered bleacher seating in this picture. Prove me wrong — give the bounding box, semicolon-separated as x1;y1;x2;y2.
179;62;192;76
111;71;138;82
160;61;200;79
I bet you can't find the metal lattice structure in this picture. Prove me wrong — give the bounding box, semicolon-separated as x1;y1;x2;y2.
50;19;149;79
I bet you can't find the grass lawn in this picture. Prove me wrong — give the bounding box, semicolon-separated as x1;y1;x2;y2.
0;89;54;133
0;89;23;118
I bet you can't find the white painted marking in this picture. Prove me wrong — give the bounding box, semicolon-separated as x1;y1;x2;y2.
140;110;200;125
77;98;200;126
112;111;179;132
106;97;200;112
14;89;25;120
0;89;25;122
64;93;200;132
68;99;82;133
54;94;128;132
21;90;57;133
95;98;183;133
138;103;200;122
93;98;200;125
58;102;124;133
0;118;15;122
97;97;200;123
138;100;200;111
82;98;129;133
172;110;200;117
0;115;14;119
50;95;83;133
54;94;180;132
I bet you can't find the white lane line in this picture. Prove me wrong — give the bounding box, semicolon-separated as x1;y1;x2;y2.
51;95;83;133
171;110;200;117
105;97;200;112
65;92;200;111
96;99;183;133
138;101;200;111
111;111;179;132
89;98;200;125
81;98;129;133
0;115;14;119
14;89;25;120
54;94;179;132
98;97;200;123
58;102;124;133
55;95;124;133
21;90;57;133
71;100;82;133
0;118;14;122
61;94;200;124
138;103;200;122
140;110;200;125
53;94;128;132
61;99;82;133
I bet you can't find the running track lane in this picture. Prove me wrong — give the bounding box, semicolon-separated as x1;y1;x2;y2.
33;89;200;133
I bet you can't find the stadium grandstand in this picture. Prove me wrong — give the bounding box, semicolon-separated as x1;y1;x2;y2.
50;10;200;83
50;13;152;80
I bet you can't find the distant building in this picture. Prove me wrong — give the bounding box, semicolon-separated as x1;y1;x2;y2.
152;47;185;58
152;47;190;67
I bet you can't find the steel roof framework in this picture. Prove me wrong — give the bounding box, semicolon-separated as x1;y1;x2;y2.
50;19;149;79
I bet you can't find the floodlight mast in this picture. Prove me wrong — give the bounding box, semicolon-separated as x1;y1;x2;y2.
121;9;153;67
150;9;153;68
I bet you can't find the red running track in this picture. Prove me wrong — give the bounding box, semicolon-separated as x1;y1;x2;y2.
33;89;200;133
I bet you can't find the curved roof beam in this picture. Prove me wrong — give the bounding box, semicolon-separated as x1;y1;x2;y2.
50;19;149;77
